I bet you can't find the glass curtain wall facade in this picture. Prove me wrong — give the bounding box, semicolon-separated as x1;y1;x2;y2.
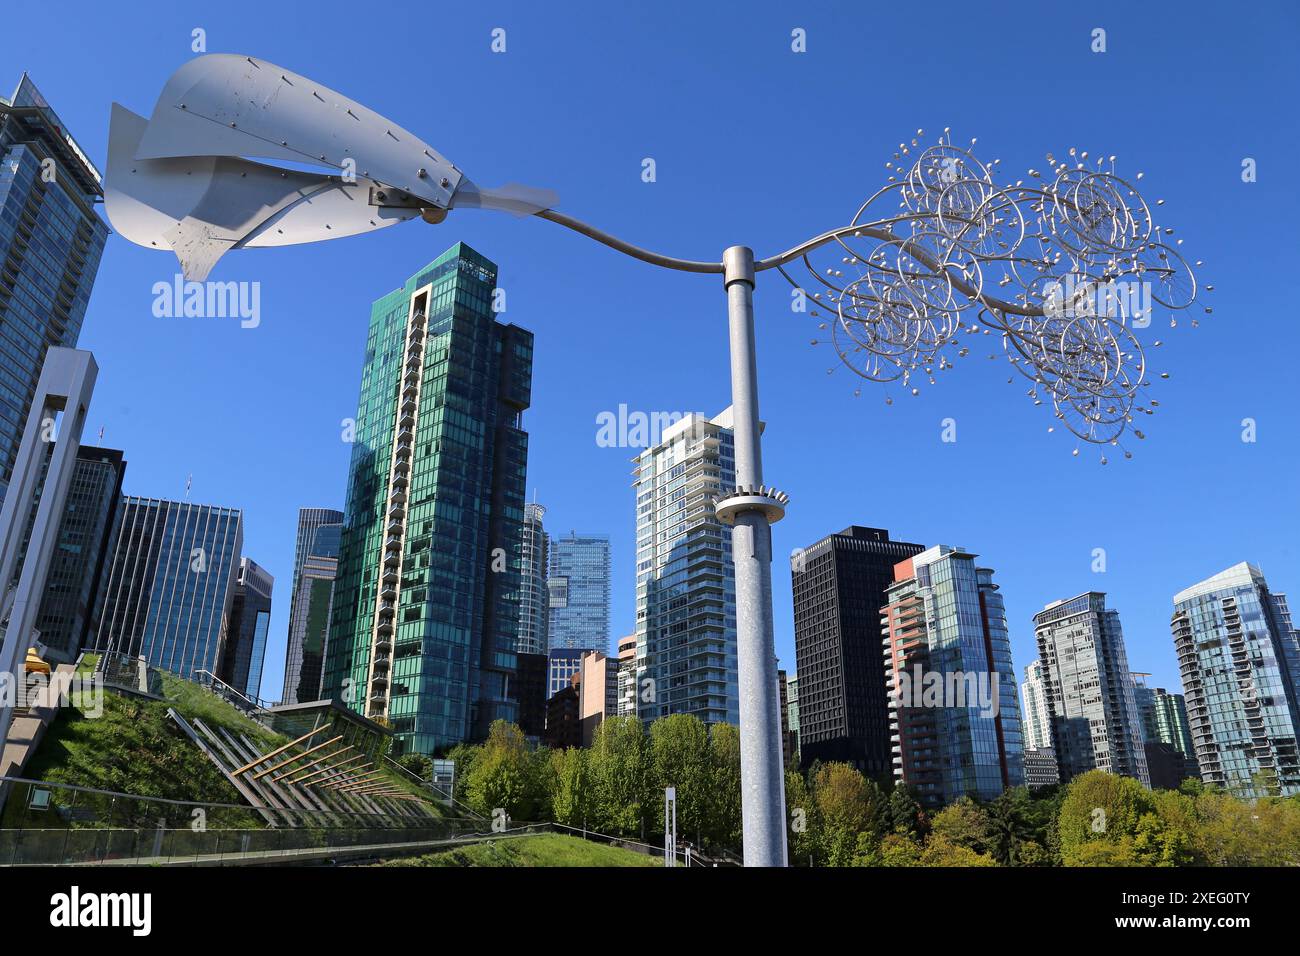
882;545;1025;808
324;243;532;755
631;410;738;727
218;557;274;699
92;497;243;681
282;522;341;704
517;502;548;655
0;75;108;504
547;531;610;652
1171;562;1300;797
284;507;343;663
21;445;124;664
1033;593;1150;786
791;525;926;776
1020;659;1053;750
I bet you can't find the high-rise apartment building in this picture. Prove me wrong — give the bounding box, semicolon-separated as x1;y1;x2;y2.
324;243;533;755
218;557;274;699
518;502;549;655
0;75;109;506
1132;674;1199;789
1131;676;1196;759
792;526;926;776
282;522;341;705
1171;563;1300;797
547;531;610;653
1021;659;1053;750
93;497;243;681
1033;592;1149;786
631;410;739;726
882;545;1024;808
29;445;124;663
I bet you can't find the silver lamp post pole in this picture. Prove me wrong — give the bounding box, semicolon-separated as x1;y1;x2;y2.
716;246;788;867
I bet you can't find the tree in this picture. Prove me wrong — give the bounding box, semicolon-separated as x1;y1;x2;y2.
810;762;885;866
785;769;819;866
920;835;998;867
929;797;991;854
548;747;592;829
462;721;545;822
395;752;432;781
588;716;652;836
874;832;922;867
445;742;481;808
649;713;713;847
706;723;742;852
1057;769;1155;866
886;783;927;838
985;788;1043;865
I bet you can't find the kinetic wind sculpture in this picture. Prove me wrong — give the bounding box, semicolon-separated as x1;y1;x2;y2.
776;131;1209;460
105;54;1206;866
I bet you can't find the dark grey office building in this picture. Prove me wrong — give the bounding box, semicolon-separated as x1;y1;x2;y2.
791;525;926;777
218;557;274;699
31;445;125;663
0;75;109;505
282;521;341;704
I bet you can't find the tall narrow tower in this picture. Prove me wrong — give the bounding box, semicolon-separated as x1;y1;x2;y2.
631;410;738;726
324;243;533;754
1034;593;1150;786
1172;563;1300;797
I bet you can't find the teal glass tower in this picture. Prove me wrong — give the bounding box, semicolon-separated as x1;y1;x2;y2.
324;243;533;755
0;75;109;505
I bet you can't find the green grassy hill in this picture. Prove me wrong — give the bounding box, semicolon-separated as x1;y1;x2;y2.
5;660;439;829
3;666;282;829
374;834;659;867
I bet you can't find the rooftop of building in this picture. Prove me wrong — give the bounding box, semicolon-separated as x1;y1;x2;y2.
1172;561;1265;606
1;73;103;197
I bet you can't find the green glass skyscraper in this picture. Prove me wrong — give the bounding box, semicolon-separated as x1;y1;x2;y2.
324;243;533;755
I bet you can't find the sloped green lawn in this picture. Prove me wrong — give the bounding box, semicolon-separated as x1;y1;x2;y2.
376;833;659;867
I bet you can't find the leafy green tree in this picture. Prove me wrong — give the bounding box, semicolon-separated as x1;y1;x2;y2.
920;834;998;866
588;716;652;836
706;723;742;851
985;787;1044;865
396;752;433;781
810;762;885;866
784;769;819;866
886;783;927;838
548;747;592;829
929;797;990;854
445;742;481;808
649;713;713;847
875;832;922;866
462;721;544;821
1057;769;1154;866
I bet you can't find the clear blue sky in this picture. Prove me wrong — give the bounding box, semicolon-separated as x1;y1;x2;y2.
4;0;1296;702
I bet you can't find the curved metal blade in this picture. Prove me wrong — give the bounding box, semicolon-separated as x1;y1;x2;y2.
106;103;418;280
133;53;463;210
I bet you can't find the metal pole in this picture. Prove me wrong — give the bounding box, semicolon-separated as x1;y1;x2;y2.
718;246;788;867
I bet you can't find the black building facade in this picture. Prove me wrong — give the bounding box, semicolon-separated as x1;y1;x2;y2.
791;526;926;778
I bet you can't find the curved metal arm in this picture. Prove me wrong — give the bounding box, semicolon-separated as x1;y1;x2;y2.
531;208;1040;317
534;209;723;274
